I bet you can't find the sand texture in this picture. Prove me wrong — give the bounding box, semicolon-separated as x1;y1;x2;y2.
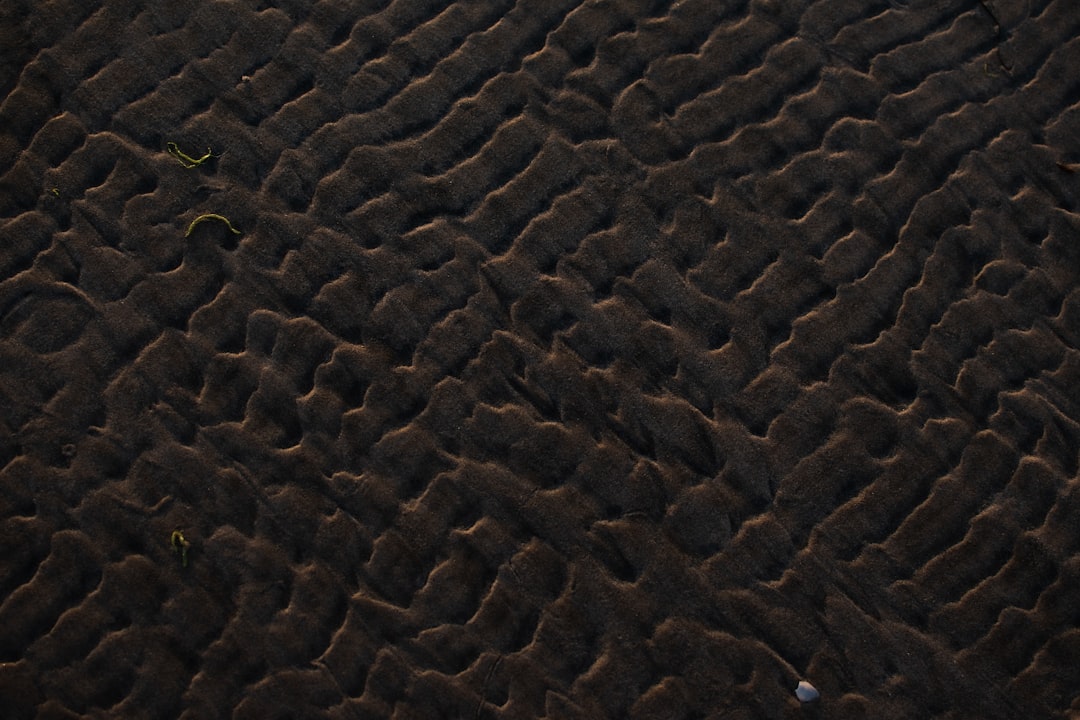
2;0;1080;718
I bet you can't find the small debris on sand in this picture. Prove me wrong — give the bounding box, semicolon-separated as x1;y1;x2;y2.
796;680;819;703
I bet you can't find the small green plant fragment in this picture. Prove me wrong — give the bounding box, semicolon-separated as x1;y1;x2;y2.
50;187;60;196
186;213;241;237
171;530;190;567
167;141;217;168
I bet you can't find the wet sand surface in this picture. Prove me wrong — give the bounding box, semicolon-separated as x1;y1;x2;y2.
2;1;1080;718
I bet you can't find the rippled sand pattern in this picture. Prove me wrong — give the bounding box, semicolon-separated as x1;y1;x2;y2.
2;1;1079;717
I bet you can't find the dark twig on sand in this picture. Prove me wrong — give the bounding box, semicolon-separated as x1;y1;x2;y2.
977;0;1014;75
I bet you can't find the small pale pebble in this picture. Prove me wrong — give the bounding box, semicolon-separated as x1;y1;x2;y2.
795;680;819;702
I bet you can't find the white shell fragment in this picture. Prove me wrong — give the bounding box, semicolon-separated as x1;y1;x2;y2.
795;680;819;703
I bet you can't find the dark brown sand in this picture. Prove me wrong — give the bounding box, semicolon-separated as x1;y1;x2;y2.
2;1;1080;718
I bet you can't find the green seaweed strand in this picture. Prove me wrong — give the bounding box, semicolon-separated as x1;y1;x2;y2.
167;141;216;168
186;213;241;237
170;530;190;568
